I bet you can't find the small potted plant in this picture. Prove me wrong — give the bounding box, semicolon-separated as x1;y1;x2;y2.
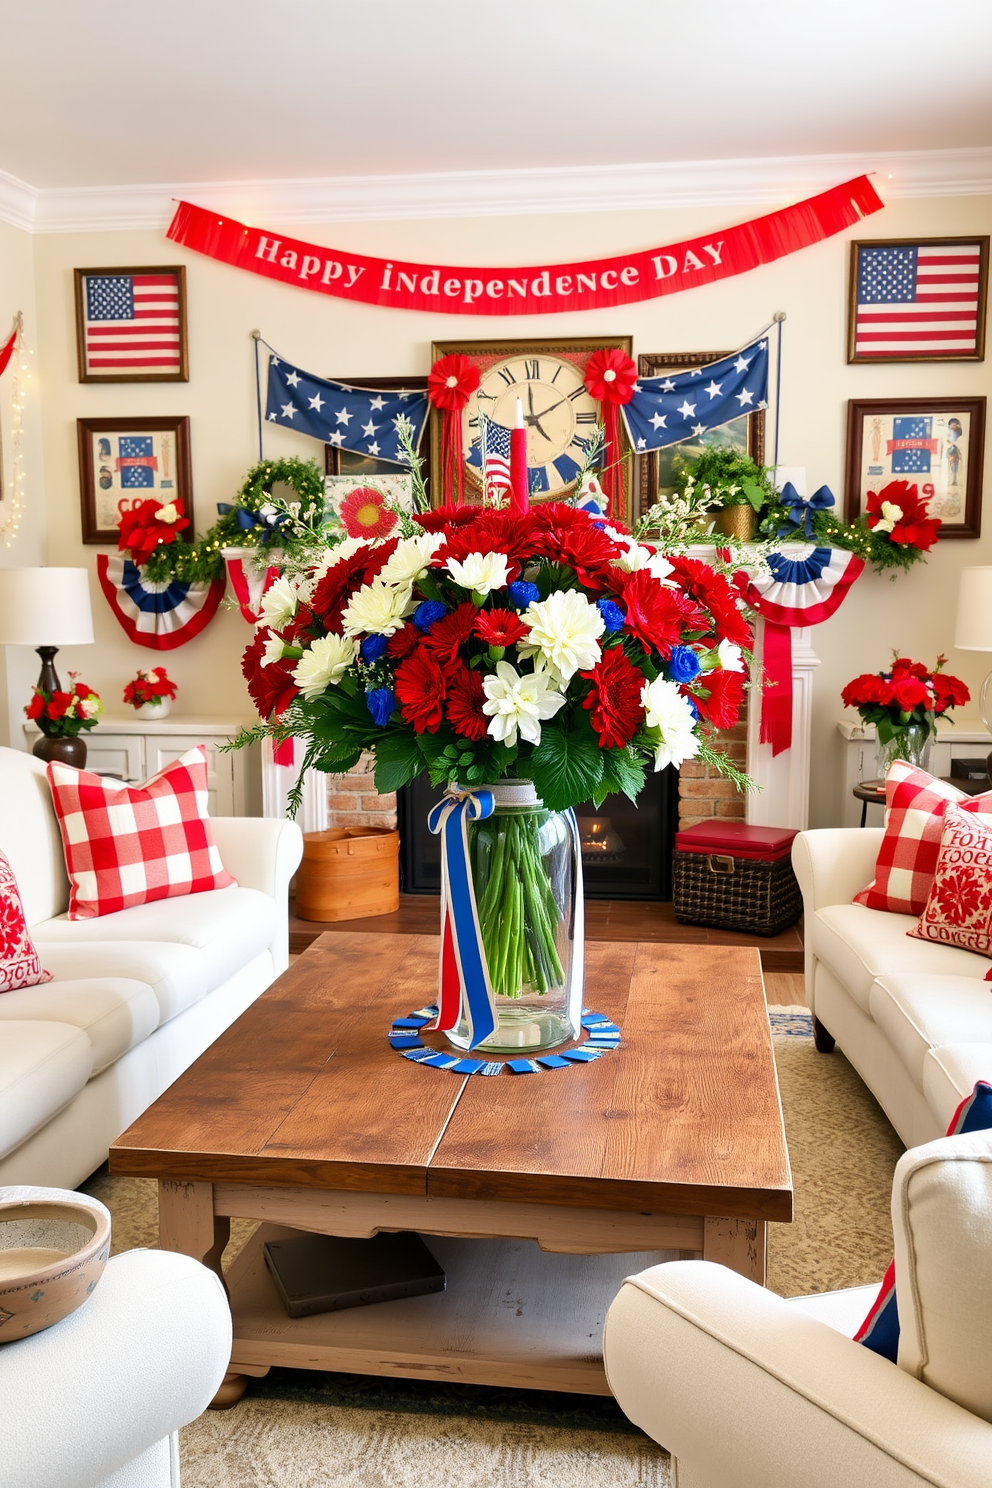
679;449;774;542
123;666;177;720
25;674;102;767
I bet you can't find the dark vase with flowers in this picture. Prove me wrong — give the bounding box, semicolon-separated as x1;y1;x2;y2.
25;673;102;771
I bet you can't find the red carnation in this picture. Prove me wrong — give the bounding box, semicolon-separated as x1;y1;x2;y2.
580;648;645;749
309;540;397;632
25;690;44;721
394;650;447;734
387;624;420;659
667;556;753;649
532;520;621;586
241;631;298;720
438;510;534;572
421;603;478;664
865;480;940;551
694;668;746;730
445;664;488;741
475;608;528;649
413;504;481;534
619;570;688;656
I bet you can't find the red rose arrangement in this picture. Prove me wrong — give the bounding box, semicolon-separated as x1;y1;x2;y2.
842;654;970;748
122;667;178;709
25;674;102;737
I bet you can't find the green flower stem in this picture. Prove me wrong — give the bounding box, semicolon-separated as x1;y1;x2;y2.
473;811;565;1000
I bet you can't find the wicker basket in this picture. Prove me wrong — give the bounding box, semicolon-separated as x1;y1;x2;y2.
672;846;802;936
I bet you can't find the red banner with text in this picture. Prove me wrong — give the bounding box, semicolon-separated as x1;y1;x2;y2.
167;176;883;317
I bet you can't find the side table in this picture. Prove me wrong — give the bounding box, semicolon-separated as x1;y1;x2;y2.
852;779;886;827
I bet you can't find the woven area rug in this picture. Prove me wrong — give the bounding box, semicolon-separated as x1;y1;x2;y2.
81;1009;904;1488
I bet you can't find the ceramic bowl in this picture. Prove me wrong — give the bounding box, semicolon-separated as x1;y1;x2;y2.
0;1187;112;1342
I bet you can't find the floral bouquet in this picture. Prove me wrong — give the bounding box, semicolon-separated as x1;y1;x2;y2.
123;666;178;710
239;500;752;1049
842;654;969;774
26;674;102;736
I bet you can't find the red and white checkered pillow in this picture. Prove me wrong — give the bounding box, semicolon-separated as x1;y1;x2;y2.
47;745;236;920
0;849;52;991
853;761;992;916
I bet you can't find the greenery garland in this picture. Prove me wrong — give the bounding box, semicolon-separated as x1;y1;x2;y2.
756;499;929;577
138;456;329;585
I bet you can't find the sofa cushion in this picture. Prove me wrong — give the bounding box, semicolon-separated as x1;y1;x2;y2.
786;1284;880;1338
0;747;70;926
812;902;986;1012
869;974;992;1093
923;1044;992;1130
31;886;277;992
909;805;992;963
0;1021;93;1159
0;977;158;1073
31;941;208;1025
0;848;51;992
47;746;235;919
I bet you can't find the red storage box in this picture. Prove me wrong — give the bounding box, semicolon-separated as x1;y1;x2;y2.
672;822;801;936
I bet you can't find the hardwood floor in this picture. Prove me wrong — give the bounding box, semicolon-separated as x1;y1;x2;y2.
289;895;804;973
762;972;807;1008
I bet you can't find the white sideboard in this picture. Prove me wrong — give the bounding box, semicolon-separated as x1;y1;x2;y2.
23;717;262;818
837;718;991;828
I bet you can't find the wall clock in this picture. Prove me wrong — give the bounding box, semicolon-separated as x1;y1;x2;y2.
430;336;633;515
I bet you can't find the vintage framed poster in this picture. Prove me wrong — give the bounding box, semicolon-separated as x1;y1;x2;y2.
635;349;765;522
845;397;986;539
429;336;633;519
73;266;188;383
77;416;193;544
847;238;989;364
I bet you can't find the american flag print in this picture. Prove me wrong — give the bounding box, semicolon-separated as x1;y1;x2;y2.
467;416;513;495
80;270;185;377
852;241;986;359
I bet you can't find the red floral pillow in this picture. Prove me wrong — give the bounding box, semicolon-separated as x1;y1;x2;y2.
910;807;992;972
0;849;52;992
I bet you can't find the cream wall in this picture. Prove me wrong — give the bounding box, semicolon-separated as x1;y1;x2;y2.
21;193;992;823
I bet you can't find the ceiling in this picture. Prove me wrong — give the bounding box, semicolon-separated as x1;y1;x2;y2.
2;0;991;230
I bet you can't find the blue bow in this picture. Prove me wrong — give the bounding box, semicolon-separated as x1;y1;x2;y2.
216;502;291;545
776;482;835;541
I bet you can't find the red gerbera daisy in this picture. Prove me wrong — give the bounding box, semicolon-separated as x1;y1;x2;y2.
693;668;745;730
421;602;478;663
241;631;298;720
580;648;645;749
474;608;528;649
394;650;446;733
619;570;687;657
445;663;488;741
532;521;622;586
338;487;398;541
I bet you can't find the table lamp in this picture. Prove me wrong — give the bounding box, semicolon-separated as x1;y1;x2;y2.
954;566;992;772
0;567;94;694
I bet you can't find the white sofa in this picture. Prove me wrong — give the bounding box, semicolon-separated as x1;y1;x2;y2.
605;1127;992;1488
793;827;992;1148
0;746;303;1189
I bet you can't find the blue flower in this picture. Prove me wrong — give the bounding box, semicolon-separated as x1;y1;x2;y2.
414;600;448;631
366;687;395;727
508;580;539;610
597;599;626;633
361;634;388;662
684;695;699;721
667;646;702;684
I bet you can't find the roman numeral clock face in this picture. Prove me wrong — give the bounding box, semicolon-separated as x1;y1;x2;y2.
465;355;600;496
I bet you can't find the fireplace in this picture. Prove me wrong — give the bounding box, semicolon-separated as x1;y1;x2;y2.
397;766;680;900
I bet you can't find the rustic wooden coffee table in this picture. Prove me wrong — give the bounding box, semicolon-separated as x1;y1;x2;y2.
111;933;791;1404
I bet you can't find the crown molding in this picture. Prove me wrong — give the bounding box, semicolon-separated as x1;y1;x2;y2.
2;146;991;235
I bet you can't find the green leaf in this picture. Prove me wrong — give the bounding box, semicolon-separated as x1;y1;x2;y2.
527;722;604;812
373;731;425;793
595;746;647;806
312;740;364;774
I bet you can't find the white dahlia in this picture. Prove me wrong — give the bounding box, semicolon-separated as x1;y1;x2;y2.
341;579;415;637
258;575;299;631
260;629;289;668
292;634;357;699
518;589;604;684
481;659;566;748
445;550;512;596
378;532;445;587
641;676;701;772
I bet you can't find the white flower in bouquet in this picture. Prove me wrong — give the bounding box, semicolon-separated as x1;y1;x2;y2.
75;694;102;720
378;532;445;587
481;659;566;747
341;579;415;637
260;629;289;667
445;550;512;596
641;676;701;772
518;589;604;683
610;538;675;583
258;575;299;631
292;634;357;699
717;639;745;673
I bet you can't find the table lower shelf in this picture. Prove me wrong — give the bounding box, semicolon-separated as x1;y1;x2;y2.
226;1224;678;1395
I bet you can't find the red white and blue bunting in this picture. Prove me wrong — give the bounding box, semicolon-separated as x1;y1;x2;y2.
96;553;225;650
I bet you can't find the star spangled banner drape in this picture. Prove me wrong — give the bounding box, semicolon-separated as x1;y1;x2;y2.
265;348;429;466
622;337;770;452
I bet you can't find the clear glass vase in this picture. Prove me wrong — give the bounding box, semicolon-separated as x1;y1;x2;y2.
444;780;583;1054
875;720;935;779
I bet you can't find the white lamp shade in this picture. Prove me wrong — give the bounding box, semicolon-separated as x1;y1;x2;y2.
0;568;94;646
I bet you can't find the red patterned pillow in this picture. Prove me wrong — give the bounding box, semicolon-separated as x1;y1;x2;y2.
47;745;236;921
909;806;992;961
0;850;52;992
853;762;992;916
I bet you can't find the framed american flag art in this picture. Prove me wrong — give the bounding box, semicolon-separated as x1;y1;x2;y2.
847;238;989;363
73;266;188;382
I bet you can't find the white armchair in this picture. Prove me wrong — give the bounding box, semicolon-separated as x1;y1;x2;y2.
0;1248;232;1488
603;1129;992;1487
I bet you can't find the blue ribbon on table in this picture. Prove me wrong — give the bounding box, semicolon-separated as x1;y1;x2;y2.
427;788;497;1050
216;502;292;544
775;482;835;541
